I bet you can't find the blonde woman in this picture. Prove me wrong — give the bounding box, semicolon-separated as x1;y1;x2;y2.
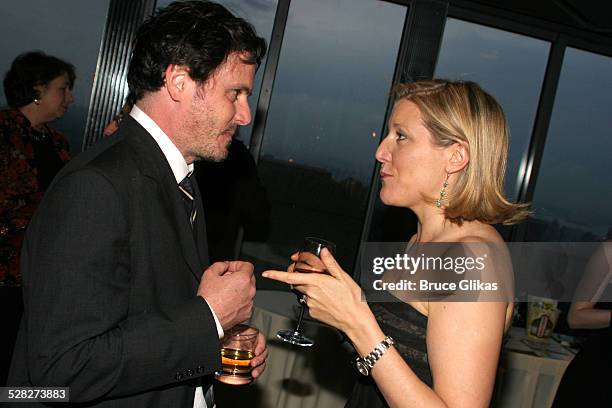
264;80;529;408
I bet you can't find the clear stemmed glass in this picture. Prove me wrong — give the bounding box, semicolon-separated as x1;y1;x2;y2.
277;236;336;347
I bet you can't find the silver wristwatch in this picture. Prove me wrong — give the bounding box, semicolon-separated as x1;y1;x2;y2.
355;336;394;376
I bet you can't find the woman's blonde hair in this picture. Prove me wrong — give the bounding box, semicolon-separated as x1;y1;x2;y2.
393;80;529;225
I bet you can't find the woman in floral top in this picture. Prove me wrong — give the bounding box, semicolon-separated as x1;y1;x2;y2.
0;51;74;384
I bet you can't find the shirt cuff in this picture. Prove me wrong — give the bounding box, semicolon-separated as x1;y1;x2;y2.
202;298;224;339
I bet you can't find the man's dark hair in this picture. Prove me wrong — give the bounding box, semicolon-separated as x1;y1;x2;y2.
127;0;266;101
3;51;76;108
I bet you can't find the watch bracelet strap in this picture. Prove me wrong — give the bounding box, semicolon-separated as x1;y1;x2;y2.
359;336;394;368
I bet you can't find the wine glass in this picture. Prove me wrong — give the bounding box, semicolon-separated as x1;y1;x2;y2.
277;236;336;347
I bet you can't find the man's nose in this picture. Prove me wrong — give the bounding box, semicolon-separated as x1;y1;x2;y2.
234;98;252;126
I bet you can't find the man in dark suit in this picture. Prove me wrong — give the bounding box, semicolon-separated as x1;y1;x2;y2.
7;1;267;406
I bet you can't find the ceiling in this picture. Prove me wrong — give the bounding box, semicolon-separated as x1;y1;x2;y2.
452;0;612;41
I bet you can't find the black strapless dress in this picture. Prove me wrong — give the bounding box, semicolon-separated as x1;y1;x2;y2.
345;292;432;408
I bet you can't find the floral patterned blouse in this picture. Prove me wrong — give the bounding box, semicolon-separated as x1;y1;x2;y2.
0;109;71;286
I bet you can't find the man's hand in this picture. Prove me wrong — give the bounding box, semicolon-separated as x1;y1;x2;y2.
251;331;268;379
198;261;256;330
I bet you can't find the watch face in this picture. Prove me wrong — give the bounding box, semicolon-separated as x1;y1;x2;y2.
356;360;369;376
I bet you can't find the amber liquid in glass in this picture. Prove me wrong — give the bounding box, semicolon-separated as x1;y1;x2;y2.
220;348;254;376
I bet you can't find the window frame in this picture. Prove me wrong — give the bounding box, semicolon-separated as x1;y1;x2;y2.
86;0;612;254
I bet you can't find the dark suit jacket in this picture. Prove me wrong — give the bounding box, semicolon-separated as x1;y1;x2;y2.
7;116;221;407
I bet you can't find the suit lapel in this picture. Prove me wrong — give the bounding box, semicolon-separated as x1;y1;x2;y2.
121;117;203;282
159;179;203;282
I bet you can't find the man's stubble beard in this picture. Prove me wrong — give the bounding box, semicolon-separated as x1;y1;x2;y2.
183;100;232;163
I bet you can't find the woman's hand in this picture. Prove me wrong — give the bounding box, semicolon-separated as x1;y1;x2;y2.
263;248;373;335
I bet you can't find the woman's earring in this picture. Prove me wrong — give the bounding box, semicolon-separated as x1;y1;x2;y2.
34;99;41;105
435;174;450;208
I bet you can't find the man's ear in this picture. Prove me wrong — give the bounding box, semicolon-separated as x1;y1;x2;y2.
447;142;470;174
164;64;189;102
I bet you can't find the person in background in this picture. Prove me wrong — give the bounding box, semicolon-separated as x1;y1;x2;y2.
103;92;135;136
265;80;528;408
195;137;270;262
552;234;611;407
0;51;75;385
7;1;267;406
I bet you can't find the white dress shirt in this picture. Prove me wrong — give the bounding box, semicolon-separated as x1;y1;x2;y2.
130;105;223;408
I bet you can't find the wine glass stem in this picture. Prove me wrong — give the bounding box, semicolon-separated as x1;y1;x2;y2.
295;304;307;333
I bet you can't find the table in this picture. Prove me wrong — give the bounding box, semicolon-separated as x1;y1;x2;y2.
492;327;574;408
217;291;574;408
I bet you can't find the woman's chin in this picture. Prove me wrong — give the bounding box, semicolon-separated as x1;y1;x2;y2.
378;192;395;206
379;192;413;209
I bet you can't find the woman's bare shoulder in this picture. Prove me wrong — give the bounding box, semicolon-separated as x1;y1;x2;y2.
455;222;504;243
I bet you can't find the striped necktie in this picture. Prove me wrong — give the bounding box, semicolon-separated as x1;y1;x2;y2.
178;174;197;229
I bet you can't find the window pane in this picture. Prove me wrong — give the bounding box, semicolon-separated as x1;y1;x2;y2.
0;0;110;150
526;48;612;241
155;0;278;146
241;0;407;272
435;18;550;200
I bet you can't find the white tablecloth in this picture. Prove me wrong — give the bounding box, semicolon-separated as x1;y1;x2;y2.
492;327;574;408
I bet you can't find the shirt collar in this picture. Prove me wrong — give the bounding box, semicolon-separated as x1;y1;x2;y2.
129;105;193;183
